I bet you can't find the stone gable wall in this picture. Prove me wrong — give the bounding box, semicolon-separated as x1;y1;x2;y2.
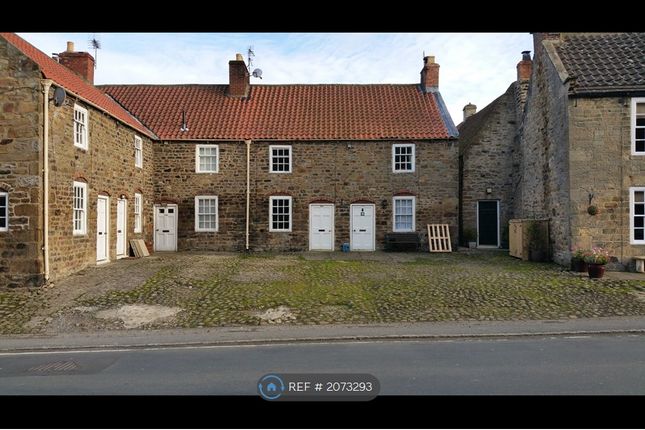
460;87;518;248
516;42;571;264
0;38;43;288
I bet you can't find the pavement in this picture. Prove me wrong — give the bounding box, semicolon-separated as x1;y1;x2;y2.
3;316;645;353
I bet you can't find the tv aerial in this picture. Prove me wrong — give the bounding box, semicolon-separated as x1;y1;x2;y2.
247;46;263;79
88;34;101;68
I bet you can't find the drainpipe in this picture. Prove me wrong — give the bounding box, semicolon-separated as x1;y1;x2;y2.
245;139;252;251
41;79;53;283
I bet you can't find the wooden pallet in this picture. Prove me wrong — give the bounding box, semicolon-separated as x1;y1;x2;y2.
427;224;452;253
129;239;150;258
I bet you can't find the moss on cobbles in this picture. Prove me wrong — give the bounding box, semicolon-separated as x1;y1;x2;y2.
4;251;645;333
0;291;42;334
104;253;645;327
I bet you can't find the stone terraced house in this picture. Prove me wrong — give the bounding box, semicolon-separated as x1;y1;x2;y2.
458;51;531;250
459;32;645;270
0;33;459;287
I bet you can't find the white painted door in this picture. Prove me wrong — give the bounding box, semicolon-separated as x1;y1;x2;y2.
309;204;334;250
351;204;375;251
154;205;177;251
96;196;109;262
116;199;127;259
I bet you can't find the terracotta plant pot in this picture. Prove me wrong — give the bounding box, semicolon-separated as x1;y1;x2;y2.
571;259;588;272
587;263;606;279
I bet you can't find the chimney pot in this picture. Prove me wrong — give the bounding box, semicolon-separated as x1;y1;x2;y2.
236;53;244;61
66;41;74;52
522;50;531;61
420;54;440;92
463;103;477;121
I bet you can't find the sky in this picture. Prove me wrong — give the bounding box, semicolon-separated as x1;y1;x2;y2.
18;33;533;124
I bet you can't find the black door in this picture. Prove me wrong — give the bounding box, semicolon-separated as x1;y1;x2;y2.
478;201;499;247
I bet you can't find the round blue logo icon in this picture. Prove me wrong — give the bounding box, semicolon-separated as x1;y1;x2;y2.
258;374;285;400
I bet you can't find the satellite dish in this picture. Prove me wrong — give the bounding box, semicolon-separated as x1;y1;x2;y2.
52;87;66;107
252;68;263;79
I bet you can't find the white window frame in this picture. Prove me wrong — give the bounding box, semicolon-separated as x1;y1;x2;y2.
134;136;143;168
269;145;292;173
0;191;8;232
194;195;219;232
134;193;143;233
73;181;88;236
269;196;292;232
195;144;219;173
630;186;645;245
392;143;415;173
73;104;89;151
632;98;645;156
392;196;416;232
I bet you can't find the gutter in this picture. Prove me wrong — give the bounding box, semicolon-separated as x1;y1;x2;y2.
41;79;52;283
245;139;251;251
569;89;645;98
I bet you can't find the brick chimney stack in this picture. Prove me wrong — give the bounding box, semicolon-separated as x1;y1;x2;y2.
57;41;95;84
463;103;477;121
517;50;533;82
515;51;533;123
228;53;250;98
420;55;440;92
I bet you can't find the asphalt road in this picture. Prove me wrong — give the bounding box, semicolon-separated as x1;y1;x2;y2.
1;334;644;395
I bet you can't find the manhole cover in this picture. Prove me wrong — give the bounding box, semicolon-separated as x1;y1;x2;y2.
28;360;79;373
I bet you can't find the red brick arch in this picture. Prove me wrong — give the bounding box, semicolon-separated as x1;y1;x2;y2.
350;198;375;204
308;198;334;204
155;197;179;205
393;190;416;196
265;191;293;198
73;173;89;183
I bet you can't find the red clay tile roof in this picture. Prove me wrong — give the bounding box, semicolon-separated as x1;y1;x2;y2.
0;33;156;139
100;84;455;141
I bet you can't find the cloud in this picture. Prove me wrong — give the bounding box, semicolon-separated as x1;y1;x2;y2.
18;32;533;124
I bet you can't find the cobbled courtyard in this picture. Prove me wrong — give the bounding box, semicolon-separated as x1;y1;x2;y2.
1;250;645;335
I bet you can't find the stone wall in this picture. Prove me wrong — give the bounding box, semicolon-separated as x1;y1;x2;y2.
0;38;43;288
153;141;247;251
516;40;571;264
568;97;645;269
153;140;459;251
47;98;155;282
460;84;518;248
